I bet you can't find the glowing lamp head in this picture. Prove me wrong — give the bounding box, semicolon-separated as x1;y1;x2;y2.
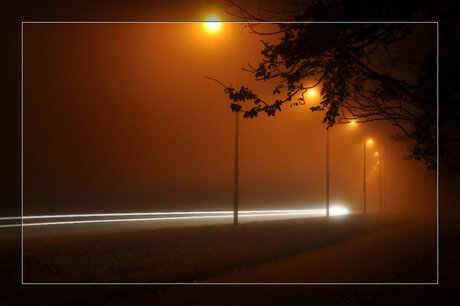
203;14;222;33
308;89;316;97
367;139;373;144
350;120;356;125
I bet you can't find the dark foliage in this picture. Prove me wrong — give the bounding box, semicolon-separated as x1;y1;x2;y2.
209;0;459;169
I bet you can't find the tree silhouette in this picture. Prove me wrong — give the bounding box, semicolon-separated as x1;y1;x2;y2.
210;0;447;169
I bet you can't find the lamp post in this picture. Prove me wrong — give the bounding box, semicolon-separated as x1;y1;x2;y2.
363;141;367;215
326;128;330;217
234;111;239;225
363;139;373;215
306;89;330;218
204;15;241;225
374;151;383;214
233;24;240;226
378;155;382;214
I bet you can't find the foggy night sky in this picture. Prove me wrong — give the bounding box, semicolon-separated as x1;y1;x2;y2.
21;21;436;215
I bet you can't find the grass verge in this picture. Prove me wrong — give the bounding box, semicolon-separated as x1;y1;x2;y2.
21;214;403;283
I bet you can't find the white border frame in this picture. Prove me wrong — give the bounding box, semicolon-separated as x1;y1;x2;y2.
21;21;439;285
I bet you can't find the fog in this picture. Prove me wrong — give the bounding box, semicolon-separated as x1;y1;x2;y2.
21;23;436;217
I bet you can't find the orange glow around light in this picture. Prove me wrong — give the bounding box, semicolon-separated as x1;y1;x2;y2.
367;139;374;144
308;89;316;96
203;14;222;33
375;152;379;155
350;120;356;125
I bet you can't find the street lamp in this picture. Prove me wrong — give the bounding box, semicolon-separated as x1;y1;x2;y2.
305;89;331;217
326;127;330;217
234;108;239;225
203;14;223;33
203;15;240;225
378;155;383;214
347;123;382;215
363;139;374;215
233;25;240;226
370;151;383;214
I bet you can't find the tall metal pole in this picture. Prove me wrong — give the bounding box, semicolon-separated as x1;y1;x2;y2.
233;28;239;226
383;157;386;213
363;141;367;215
379;156;382;214
326;129;330;217
233;111;239;225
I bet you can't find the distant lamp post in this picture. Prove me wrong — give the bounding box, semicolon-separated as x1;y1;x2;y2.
364;139;374;215
378;155;383;214
346;122;379;215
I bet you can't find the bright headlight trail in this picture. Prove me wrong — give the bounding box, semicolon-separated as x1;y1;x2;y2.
1;209;325;220
0;209;332;228
330;206;349;216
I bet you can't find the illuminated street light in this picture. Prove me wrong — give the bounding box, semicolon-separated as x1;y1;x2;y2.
309;92;331;218
304;87;331;217
203;15;239;225
347;124;381;215
345;123;373;215
203;14;222;33
233;26;240;226
325;120;357;217
232;21;239;226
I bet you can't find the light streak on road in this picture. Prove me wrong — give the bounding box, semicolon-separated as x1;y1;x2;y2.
0;209;324;221
0;216;21;220
0;211;324;228
330;206;349;216
0;207;349;229
0;209;325;228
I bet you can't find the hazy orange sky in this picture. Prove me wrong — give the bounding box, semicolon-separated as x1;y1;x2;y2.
22;21;436;215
